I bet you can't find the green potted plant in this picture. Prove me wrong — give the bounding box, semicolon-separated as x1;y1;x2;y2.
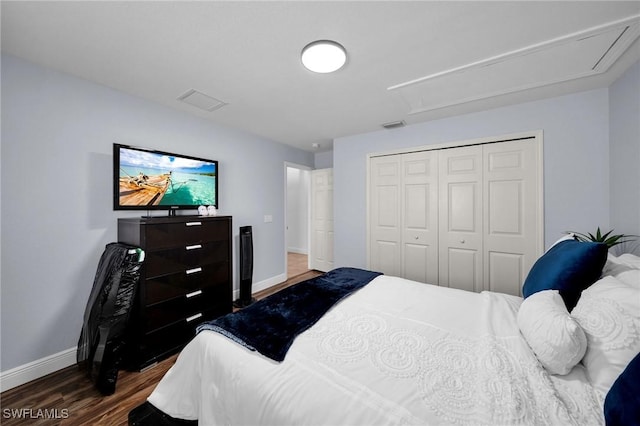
570;227;637;250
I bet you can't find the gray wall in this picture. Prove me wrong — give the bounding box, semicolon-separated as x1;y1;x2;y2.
333;86;619;269
0;54;313;371
609;60;640;252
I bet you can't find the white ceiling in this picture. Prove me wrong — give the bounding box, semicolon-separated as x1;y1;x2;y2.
2;1;639;152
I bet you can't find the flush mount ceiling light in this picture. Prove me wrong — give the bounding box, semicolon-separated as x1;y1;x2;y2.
301;40;347;73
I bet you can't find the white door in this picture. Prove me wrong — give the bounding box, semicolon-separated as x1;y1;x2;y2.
310;169;334;272
367;134;542;295
369;156;402;276
401;151;439;283
438;145;483;293
483;140;540;296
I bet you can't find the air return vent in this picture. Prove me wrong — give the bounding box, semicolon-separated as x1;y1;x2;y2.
382;120;406;129
177;89;227;112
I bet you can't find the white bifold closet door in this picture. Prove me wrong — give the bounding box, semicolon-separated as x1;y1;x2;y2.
369;137;540;296
369;152;438;283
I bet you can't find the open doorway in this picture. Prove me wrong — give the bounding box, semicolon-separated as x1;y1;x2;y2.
285;164;311;279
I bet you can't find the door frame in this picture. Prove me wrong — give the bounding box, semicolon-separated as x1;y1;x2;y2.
366;130;544;271
284;162;312;279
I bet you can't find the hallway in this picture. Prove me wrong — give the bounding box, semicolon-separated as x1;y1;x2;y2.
288;252;310;278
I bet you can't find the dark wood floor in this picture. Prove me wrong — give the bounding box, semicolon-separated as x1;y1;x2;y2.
0;269;322;426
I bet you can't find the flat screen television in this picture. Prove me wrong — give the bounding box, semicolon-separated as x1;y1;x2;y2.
113;143;218;213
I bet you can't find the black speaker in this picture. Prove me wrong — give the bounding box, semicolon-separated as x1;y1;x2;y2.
234;226;256;308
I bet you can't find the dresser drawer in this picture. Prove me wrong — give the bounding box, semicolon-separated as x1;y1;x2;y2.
144;262;230;305
145;287;230;331
143;220;230;249
139;307;223;366
144;241;229;278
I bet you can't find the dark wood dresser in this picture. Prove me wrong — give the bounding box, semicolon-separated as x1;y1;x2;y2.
118;215;232;370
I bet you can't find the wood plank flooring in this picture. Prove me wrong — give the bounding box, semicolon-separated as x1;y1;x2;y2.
0;269;321;426
287;252;310;278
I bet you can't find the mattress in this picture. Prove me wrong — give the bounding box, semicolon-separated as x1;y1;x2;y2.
147;275;603;425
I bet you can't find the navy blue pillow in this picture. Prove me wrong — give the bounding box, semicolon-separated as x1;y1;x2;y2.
522;240;608;310
604;351;640;426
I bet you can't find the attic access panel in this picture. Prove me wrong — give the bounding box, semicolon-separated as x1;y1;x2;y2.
389;16;640;115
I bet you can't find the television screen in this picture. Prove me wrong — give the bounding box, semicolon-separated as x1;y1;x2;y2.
114;143;218;211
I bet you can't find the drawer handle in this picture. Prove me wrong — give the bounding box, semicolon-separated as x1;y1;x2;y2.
186;290;203;298
186;244;203;250
186;313;203;323
186;267;202;275
186;221;202;227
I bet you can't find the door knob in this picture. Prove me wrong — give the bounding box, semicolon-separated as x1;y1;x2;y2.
460;239;465;244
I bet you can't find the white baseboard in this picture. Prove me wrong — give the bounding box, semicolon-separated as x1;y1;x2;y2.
287;247;308;255
232;272;287;300
0;347;77;393
3;273;290;393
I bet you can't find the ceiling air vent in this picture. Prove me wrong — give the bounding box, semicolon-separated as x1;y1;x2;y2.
177;89;227;112
382;120;406;130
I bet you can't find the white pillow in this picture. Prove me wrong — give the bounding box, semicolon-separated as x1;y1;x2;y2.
547;233;576;252
603;253;640;288
517;289;587;375
571;275;640;399
618;253;640;269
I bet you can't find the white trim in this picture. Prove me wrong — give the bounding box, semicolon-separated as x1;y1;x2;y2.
3;272;294;393
0;347;77;392
233;272;288;300
367;130;540;159
284;162;312;278
287;247;308;255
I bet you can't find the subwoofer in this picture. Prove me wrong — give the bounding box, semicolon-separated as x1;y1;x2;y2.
234;226;256;308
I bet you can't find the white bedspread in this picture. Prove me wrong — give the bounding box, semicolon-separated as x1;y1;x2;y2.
148;275;603;425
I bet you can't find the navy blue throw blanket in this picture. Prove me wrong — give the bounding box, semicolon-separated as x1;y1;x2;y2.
196;267;382;361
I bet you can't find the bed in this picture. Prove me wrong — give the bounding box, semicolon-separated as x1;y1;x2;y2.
131;241;640;426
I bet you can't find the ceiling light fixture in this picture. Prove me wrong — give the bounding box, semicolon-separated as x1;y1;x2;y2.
301;40;347;73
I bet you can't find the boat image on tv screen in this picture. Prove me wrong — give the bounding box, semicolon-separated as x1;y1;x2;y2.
116;145;218;209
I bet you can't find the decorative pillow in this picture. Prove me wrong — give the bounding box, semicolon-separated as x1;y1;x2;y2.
517;290;587;375
522;240;608;310
604;351;640;426
572;275;640;399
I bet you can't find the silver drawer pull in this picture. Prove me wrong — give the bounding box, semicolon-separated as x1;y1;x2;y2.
186;313;203;322
185;244;202;250
186;290;203;298
186;267;202;275
186;221;202;227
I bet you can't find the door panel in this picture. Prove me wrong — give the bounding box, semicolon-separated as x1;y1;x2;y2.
439;145;483;292
310;169;334;272
487;251;523;295
483;140;539;295
401;151;438;284
369;157;402;276
447;248;478;293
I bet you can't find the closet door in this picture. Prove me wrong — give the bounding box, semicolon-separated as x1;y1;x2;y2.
438;146;483;292
369;156;402;276
401;151;438;283
483;140;539;296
